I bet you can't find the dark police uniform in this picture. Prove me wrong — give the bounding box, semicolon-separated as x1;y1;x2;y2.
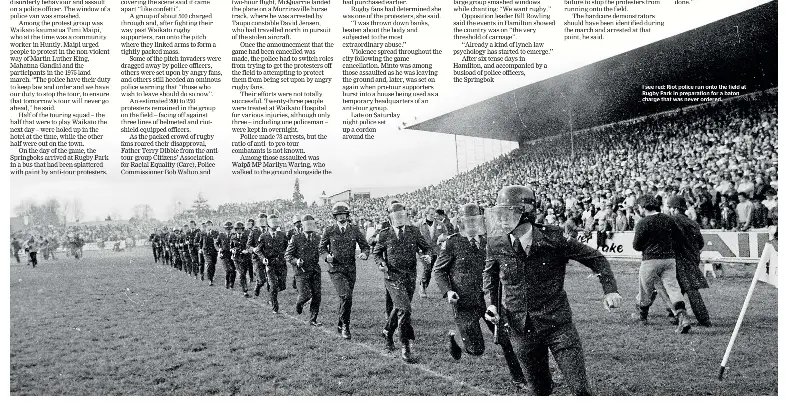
433;233;526;383
418;219;451;293
169;232;180;269
202;228;219;284
247;226;263;285
484;224;618;396
285;231;322;324
255;229;289;312
319;223;371;331
372;225;431;343
189;228;202;279
215;229;236;288
181;230;193;275
149;232;161;263
286;227;302;289
230;229;252;293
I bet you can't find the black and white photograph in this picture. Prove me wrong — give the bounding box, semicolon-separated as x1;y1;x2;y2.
4;0;780;397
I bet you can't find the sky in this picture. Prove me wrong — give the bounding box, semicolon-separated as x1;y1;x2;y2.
7;0;773;222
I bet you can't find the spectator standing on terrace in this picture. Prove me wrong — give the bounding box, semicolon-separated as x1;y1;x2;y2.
614;209;628;232
737;173;756;199
435;209;457;235
735;193;753;231
762;187;778;213
749;195;770;229
719;196;737;230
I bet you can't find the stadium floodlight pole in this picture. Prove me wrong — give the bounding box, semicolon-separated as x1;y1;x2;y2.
454;133;459;175
568;103;575;162
718;244;773;380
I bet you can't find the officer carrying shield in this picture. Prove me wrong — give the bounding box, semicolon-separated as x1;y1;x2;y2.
484;185;622;396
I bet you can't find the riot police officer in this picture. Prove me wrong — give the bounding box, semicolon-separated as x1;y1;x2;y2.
254;214;289;313
484;185;622;396
433;202;527;388
215;221;236;289
202;220;219;286
372;202;432;362
285;214;323;326
319;202;371;339
231;221;252;297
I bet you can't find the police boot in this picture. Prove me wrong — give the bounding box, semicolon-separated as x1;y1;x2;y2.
254;284;261;297
382;329;395;352
401;340;414;363
271;298;279;314
448;331;462;360
342;324;352;340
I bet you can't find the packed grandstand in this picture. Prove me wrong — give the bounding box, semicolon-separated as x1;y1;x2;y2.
12;89;778;247
176;89;778;236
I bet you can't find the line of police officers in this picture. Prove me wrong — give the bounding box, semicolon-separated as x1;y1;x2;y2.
148;186;624;395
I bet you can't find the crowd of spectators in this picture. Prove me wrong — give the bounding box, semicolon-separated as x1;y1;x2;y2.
11;222;156;250
174;90;778;238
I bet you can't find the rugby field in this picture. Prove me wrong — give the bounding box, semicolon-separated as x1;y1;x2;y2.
9;248;778;395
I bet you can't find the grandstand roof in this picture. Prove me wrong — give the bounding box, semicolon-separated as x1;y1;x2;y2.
407;2;777;142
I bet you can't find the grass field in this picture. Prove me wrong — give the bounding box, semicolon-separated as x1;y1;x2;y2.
9;248;778;395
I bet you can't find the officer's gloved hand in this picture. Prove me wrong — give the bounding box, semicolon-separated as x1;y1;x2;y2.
262;257;269;265
447;291;460;304
603;292;623;311
296;258;303;267
378;262;387;272
421;255;432;265
325;254;334;263
484;305;499;324
358;252;369;260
